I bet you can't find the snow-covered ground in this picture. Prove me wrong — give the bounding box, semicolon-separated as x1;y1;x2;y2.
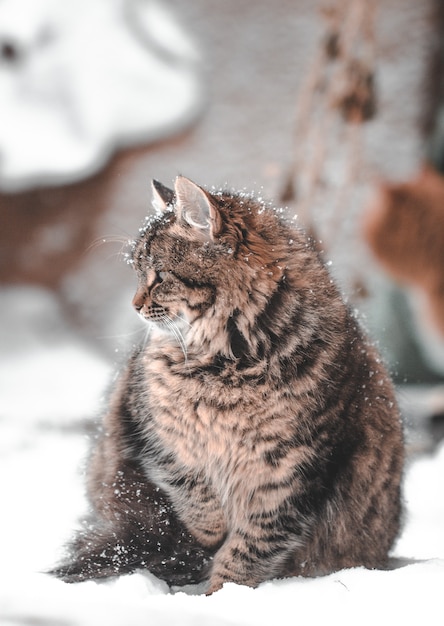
0;285;443;626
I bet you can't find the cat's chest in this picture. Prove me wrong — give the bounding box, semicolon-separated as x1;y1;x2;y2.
141;355;263;471
149;381;245;468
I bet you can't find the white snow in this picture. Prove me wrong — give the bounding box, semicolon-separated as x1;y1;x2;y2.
0;0;203;191
0;285;443;625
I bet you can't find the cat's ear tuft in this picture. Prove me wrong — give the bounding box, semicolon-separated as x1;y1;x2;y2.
151;180;175;214
174;176;221;240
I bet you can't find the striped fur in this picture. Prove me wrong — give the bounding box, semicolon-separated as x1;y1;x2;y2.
53;177;404;593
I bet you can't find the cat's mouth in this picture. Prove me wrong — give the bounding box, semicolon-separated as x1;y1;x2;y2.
144;304;168;322
137;304;172;326
137;304;189;336
137;304;189;355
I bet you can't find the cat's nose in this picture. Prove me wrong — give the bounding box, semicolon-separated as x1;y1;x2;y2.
132;290;146;312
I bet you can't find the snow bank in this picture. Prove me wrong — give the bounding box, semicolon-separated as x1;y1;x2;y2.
0;286;443;626
0;0;203;190
2;557;443;626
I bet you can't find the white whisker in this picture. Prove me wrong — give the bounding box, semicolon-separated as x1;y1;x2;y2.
140;323;152;349
86;235;132;257
162;316;188;363
96;324;148;342
170;311;192;329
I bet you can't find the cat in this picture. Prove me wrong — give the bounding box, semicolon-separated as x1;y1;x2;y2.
363;165;444;372
52;176;404;593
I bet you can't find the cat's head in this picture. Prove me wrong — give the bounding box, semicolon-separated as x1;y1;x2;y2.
130;176;289;354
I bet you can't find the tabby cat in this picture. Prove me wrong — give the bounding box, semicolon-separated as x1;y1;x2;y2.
53;176;404;593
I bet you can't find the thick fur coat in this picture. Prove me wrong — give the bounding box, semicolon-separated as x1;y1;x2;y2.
53;177;404;593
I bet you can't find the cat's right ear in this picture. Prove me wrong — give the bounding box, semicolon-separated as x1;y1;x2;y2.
174;176;221;241
151;180;175;214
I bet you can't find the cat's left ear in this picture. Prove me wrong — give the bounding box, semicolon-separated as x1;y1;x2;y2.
151;180;175;214
174;176;221;240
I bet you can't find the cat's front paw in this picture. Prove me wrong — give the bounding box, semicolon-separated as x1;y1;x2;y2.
205;578;225;595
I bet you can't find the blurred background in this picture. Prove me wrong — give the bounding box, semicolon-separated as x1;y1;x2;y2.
1;0;444;460
1;3;444;621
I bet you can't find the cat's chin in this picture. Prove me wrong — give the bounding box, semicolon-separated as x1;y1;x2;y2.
141;314;190;342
